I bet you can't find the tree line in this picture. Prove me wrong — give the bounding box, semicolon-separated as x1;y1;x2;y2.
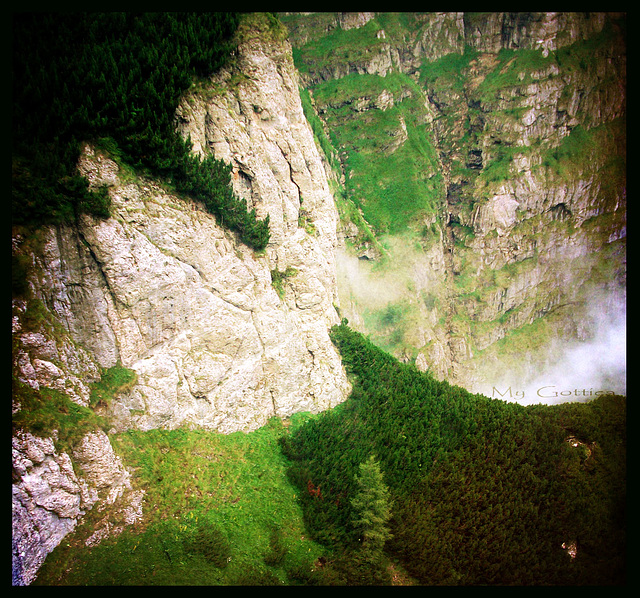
281;321;626;585
12;12;270;250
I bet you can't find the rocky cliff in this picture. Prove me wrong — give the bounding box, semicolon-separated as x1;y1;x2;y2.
12;14;349;584
281;11;626;396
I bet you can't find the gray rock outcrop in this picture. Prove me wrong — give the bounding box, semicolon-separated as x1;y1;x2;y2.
17;17;350;435
12;429;141;585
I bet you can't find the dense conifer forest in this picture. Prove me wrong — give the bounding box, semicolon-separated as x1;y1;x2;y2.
12;12;270;249
281;322;626;585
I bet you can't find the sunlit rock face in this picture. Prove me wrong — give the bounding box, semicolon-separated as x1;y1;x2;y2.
17;18;350;435
11;429;139;585
12;15;351;584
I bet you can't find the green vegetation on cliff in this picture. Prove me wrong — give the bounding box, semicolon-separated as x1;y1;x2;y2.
307;71;444;237
285;11;625;384
12;12;270;250
12;361;137;455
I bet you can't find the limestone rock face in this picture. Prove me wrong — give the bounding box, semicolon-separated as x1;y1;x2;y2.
12;298;102;409
16;16;349;435
282;11;626;392
12;429;139;585
463;11;608;56
12;16;350;584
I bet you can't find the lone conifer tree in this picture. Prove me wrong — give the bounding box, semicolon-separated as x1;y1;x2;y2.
351;455;393;557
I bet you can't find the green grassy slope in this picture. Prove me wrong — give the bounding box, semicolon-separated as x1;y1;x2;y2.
33;417;328;586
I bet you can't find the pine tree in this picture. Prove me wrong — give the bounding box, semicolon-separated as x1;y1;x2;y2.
351;455;393;558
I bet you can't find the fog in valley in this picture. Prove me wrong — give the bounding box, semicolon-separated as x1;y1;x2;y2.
336;245;626;406
476;292;627;405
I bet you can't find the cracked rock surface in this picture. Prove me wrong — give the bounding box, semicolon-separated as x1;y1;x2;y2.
17;22;350;434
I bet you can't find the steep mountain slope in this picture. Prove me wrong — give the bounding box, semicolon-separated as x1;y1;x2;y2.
283;322;626;585
281;11;626;396
12;13;349;584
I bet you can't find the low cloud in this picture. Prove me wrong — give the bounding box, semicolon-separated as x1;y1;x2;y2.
336;238;626;408
336;247;405;313
480;291;626;405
